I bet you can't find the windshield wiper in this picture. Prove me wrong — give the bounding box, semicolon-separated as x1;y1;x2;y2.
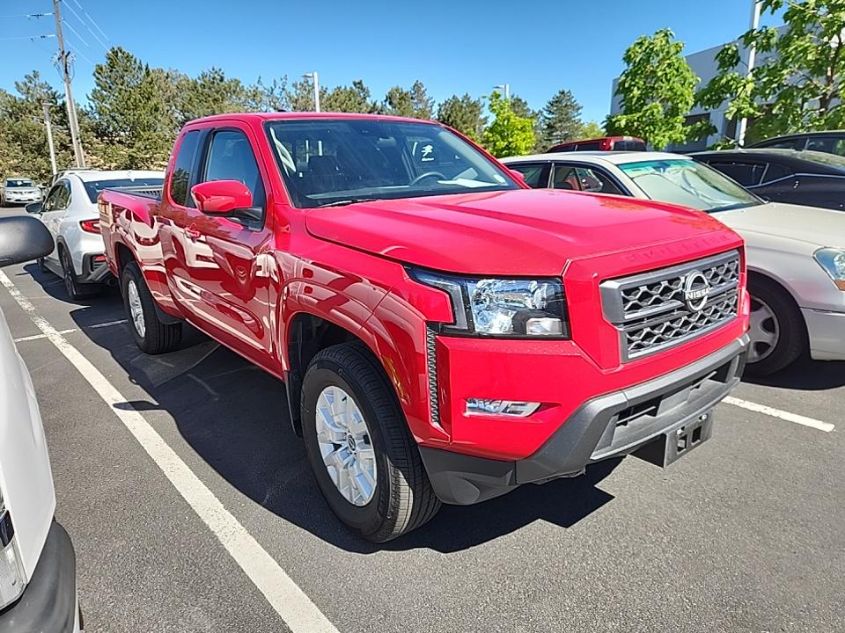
317;198;378;208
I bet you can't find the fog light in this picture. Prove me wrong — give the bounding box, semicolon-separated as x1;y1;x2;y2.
524;317;563;336
466;399;541;417
0;511;26;610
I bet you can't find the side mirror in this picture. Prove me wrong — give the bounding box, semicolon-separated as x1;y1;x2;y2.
0;216;54;267
507;168;529;188
26;201;43;214
191;180;253;214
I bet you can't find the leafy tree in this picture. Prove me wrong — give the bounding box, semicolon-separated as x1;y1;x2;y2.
0;72;74;182
286;76;327;112
697;0;845;142
539;89;584;149
89;47;176;168
579;120;605;139
323;80;380;113
606;29;701;149
481;91;536;157
177;67;254;123
384;80;434;118
436;93;487;141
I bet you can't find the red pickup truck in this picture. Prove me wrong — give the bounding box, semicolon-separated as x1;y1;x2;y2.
99;113;750;541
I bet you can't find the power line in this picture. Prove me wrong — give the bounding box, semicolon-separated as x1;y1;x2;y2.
70;0;109;42
0;34;56;41
61;0;107;51
62;18;89;47
0;12;53;19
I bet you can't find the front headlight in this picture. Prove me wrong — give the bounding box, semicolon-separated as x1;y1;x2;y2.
410;269;570;338
814;248;845;290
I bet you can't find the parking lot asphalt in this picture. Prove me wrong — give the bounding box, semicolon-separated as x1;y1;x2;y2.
0;227;843;631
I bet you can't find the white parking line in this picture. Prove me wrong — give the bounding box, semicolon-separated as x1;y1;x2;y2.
723;396;835;433
0;270;340;633
13;319;127;343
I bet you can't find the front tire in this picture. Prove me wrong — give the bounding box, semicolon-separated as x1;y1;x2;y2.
120;261;182;354
301;343;440;542
745;276;806;376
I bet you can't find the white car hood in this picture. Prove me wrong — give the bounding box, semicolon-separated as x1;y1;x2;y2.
714;202;845;250
0;307;55;580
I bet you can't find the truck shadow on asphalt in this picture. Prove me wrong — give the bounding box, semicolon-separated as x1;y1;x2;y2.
63;299;621;553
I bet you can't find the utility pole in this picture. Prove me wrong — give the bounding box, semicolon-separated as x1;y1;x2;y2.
303;71;321;112
42;102;58;176
494;83;510;100
736;0;762;146
52;0;85;168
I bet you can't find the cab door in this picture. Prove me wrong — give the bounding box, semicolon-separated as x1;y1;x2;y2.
171;124;276;368
38;180;71;271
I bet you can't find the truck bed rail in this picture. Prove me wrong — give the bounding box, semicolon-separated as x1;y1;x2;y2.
103;185;163;200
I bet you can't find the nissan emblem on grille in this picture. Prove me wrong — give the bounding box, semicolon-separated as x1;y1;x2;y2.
683;271;711;312
599;250;741;360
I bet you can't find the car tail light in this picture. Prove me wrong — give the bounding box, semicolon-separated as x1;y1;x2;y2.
80;219;100;234
93;254;107;265
0;493;26;610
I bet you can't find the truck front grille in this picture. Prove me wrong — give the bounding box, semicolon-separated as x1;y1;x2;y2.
600;250;740;360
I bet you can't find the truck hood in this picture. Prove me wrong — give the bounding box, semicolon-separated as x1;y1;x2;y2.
304;189;731;275
714;202;845;249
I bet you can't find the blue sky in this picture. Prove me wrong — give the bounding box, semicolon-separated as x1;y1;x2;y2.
1;0;777;122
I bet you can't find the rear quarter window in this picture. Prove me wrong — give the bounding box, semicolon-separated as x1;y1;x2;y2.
169;131;201;206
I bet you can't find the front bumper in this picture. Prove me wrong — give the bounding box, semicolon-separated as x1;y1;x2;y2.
420;335;748;505
0;521;78;633
803;307;845;361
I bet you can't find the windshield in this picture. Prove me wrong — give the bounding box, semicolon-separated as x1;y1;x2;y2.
83;177;164;203
619;159;760;212
5;179;33;188
265;119;517;208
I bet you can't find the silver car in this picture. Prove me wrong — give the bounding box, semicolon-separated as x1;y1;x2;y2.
1;178;43;206
503;151;845;375
29;170;164;299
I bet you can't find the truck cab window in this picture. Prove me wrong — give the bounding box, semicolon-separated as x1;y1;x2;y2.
169;130;201;207
203;130;266;210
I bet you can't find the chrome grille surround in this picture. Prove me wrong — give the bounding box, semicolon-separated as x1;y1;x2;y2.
601;250;741;361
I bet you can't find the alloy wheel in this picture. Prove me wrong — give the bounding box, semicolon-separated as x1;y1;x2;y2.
126;279;146;338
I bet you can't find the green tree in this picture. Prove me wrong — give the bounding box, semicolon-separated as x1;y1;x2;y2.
384;80;434;118
0;72;74;182
89;47;176;168
481;91;536;157
539;89;584;149
436;93;487;141
579;120;605;139
286;76;327;112
606;28;701;149
323;80;380;113
697;0;845;142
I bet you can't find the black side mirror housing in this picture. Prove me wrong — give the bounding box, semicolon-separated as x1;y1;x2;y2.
25;201;43;214
0;216;54;267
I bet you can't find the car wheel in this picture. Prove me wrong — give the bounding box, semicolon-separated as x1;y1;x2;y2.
60;247;98;300
120;261;182;354
301;342;440;542
745;277;806;376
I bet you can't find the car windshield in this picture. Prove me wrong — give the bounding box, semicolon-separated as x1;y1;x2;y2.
265;119;517;208
5;179;33;188
83;177;164;203
619;159;761;212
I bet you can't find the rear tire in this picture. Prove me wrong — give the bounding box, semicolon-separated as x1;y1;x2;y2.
301;342;440;542
60;247;98;300
745;276;806;376
120;261;182;354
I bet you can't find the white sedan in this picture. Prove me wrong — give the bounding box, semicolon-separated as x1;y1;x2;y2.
31;170;163;299
503;151;845;375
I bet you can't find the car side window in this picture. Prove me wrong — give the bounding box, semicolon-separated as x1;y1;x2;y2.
761;163;792;183
575;167;623;195
552;165;580;190
169;130;201;207
708;161;766;187
806;136;837;153
760;139;804;150
43;181;70;212
508;163;549;188
202;129;266;212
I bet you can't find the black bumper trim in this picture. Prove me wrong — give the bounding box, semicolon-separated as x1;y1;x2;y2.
0;521;77;633
419;335;749;505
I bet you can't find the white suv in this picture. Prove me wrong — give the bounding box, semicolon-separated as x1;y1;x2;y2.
32;170;163;299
